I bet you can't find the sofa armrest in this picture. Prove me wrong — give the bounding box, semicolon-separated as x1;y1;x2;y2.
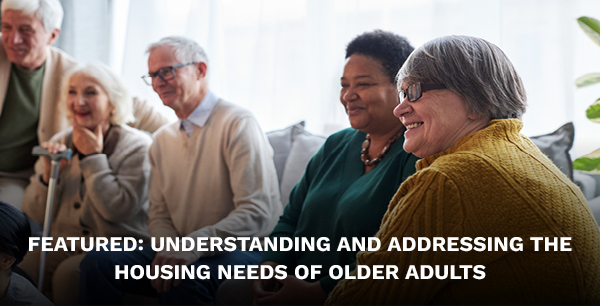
590;173;600;198
574;170;597;200
587;196;600;227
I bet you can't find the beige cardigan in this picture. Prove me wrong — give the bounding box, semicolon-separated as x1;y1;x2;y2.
0;40;76;143
22;124;152;244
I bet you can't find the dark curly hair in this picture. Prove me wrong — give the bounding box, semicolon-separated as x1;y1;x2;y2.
0;201;31;268
345;30;414;84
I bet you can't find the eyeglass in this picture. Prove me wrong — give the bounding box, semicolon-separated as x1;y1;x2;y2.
141;62;197;85
398;83;447;103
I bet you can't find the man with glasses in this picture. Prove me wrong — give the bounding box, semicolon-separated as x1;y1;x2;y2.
0;0;169;210
79;36;282;305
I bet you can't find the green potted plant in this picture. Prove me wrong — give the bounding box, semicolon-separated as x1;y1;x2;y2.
573;16;600;173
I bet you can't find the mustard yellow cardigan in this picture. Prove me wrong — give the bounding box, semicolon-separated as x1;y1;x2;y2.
327;119;600;305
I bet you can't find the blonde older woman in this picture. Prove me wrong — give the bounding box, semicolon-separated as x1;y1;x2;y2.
19;62;152;304
327;36;600;304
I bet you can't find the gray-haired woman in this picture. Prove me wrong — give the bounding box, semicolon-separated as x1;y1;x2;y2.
19;62;151;304
327;35;600;304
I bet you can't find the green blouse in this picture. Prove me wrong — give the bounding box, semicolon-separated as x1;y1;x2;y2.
262;127;419;293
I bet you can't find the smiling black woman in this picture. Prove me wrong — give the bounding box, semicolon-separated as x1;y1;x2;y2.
215;29;420;306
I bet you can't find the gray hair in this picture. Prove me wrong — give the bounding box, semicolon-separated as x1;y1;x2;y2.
397;35;527;120
61;62;134;125
146;36;209;65
1;0;63;33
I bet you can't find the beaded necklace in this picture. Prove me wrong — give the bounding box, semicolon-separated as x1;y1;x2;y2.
360;130;403;166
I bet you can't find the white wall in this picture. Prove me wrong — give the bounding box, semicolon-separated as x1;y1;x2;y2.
57;0;600;158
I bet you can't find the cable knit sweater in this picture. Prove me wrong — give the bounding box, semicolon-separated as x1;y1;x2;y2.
327;119;600;305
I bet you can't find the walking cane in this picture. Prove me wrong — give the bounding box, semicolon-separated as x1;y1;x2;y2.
31;145;72;291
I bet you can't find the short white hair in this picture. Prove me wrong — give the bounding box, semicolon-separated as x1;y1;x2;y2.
1;0;63;33
146;36;209;65
61;62;134;126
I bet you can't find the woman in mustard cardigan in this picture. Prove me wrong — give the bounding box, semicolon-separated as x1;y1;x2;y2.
327;35;600;305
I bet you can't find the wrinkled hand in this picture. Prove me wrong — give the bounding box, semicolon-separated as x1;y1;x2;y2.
150;250;198;293
72;122;103;155
254;275;327;305
40;141;69;184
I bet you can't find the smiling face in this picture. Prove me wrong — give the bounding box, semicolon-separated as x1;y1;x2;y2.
394;82;489;158
340;54;400;135
66;74;114;130
147;45;204;116
0;9;59;71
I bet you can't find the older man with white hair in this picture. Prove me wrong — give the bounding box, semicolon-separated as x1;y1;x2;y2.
0;0;168;209
79;36;282;305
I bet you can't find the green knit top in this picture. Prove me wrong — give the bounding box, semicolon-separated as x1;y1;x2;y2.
262;127;419;293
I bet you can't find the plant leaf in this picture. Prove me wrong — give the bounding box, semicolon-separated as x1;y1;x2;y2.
575;73;600;88
573;156;600;171
578;16;600;46
587;99;600;122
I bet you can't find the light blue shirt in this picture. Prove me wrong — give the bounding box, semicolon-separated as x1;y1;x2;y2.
180;91;219;137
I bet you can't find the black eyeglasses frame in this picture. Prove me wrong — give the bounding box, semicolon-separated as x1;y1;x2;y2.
141;62;198;85
398;83;447;103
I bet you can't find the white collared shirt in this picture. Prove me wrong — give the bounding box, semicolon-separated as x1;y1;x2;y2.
180;91;219;137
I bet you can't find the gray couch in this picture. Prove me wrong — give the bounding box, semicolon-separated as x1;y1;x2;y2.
268;121;600;222
266;121;326;206
528;122;600;225
575;171;600;224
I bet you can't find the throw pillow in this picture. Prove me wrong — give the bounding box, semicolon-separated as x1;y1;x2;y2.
530;122;575;180
280;125;325;207
266;123;296;185
267;122;325;207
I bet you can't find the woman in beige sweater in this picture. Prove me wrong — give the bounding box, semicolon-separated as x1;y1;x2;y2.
20;62;152;304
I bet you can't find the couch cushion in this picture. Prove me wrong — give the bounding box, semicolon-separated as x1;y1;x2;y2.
267;124;295;186
267;122;325;207
530;122;575;180
587;196;600;227
574;170;597;200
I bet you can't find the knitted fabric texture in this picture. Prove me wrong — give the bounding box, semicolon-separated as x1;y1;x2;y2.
327;119;600;305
